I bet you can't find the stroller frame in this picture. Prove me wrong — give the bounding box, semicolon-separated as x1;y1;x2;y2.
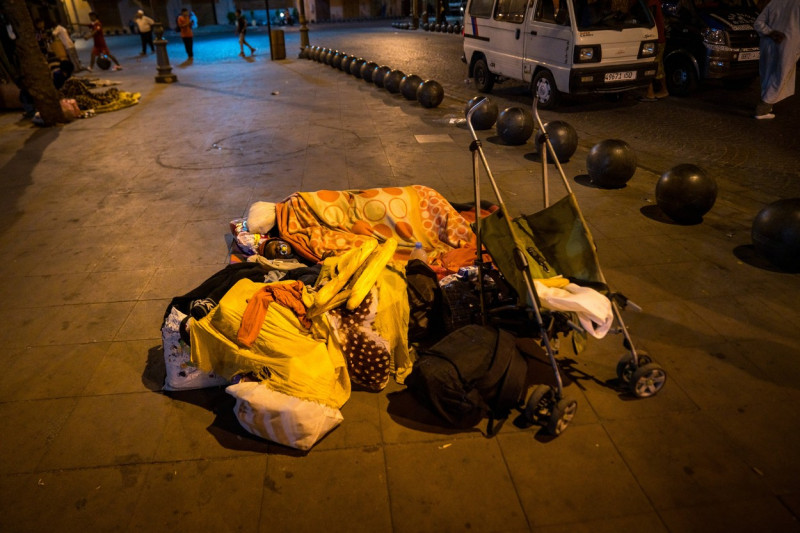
465;97;667;436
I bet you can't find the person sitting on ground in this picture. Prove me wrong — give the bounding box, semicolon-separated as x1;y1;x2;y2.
51;59;74;90
52;22;85;72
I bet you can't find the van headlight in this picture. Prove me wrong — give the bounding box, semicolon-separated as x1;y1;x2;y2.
574;45;600;63
702;28;729;46
638;41;656;58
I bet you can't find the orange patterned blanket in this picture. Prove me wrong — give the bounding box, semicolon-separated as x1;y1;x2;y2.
275;185;482;275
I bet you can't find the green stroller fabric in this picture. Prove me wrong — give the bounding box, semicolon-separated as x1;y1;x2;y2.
479;193;601;352
479;193;603;308
521;193;602;285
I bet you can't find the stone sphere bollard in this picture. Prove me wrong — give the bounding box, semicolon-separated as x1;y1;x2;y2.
400;74;424;100
417;80;444;108
587;139;637;188
751;198;800;270
655;164;717;223
384;69;406;93
496;107;533;145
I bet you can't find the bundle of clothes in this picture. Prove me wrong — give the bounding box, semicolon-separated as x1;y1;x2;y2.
59;77;140;114
161;185;613;450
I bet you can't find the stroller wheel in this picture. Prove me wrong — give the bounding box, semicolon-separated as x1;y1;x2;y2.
630;363;667;398
616;351;652;384
522;384;552;424
546;398;578;436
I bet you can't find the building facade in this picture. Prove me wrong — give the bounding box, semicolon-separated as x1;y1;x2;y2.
52;0;406;33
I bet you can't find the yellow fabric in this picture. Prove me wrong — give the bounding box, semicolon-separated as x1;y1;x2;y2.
190;236;412;405
94;91;141;114
51;38;68;60
535;275;570;289
374;262;413;383
347;238;398;310
314;239;378;308
313;240;412;384
190;279;350;409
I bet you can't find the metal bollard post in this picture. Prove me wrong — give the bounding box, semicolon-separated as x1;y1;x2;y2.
298;13;310;55
153;23;178;83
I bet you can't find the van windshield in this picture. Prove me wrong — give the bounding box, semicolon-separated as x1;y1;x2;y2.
573;0;654;31
662;0;758;23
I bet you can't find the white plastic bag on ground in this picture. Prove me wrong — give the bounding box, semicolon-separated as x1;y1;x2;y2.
162;307;228;391
226;381;343;451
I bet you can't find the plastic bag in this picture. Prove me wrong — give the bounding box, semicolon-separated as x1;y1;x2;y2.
59;98;80;120
227;381;343;450
162;306;228;391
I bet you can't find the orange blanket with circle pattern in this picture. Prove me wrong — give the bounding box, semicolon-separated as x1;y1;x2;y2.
275;185;481;275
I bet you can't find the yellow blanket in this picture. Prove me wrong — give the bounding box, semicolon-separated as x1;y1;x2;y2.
313;240;412;387
191;279;351;409
189;241;412;407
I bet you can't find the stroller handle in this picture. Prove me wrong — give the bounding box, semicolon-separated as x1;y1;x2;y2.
531;95;545;139
465;96;489;141
531;96;576;198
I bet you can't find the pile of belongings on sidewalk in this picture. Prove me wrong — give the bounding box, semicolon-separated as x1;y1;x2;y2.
60;77;140;115
161;185;613;450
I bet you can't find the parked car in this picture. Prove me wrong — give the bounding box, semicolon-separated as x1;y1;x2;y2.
449;0;466;17
462;0;659;109
661;0;761;95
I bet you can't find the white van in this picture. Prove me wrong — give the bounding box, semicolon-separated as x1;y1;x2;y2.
463;0;660;108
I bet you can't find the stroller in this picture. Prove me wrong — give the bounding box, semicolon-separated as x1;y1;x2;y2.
464;97;667;436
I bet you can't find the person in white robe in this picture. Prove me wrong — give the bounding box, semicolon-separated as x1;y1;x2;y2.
753;0;800;119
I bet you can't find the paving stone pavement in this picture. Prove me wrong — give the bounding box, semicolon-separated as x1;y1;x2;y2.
0;27;798;533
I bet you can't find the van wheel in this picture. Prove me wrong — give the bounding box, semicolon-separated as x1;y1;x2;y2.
665;56;696;96
533;70;559;109
473;57;494;93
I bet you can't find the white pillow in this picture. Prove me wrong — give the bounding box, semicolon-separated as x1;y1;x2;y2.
246;201;276;234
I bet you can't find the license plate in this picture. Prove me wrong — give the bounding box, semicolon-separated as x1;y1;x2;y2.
739;51;760;61
604;71;636;82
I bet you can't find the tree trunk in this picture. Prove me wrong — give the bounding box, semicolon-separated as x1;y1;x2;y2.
0;0;66;125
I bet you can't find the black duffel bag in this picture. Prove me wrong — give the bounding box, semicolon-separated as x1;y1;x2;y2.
405;324;527;434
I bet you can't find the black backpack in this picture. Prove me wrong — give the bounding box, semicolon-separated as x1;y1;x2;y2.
405;259;446;344
405;324;527;434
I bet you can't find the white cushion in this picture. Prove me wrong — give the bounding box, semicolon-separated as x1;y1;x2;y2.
246;201;277;234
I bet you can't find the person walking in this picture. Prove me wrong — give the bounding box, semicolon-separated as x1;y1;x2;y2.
51;23;85;72
235;9;256;56
640;0;670;101
85;12;122;71
753;0;800;119
177;8;194;59
134;10;155;55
